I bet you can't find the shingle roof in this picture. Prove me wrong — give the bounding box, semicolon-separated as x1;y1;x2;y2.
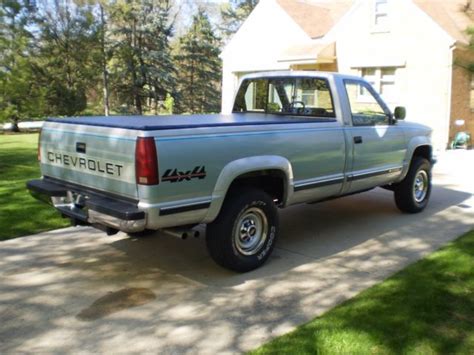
414;0;473;45
276;0;354;39
276;0;473;45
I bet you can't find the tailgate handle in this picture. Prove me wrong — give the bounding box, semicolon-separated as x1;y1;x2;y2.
76;142;86;153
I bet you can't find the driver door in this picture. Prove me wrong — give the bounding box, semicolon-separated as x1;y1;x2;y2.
344;80;407;193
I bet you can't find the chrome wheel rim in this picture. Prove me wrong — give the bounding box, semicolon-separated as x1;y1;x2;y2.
234;207;268;256
413;170;429;203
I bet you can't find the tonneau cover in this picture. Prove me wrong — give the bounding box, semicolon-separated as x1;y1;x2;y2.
47;113;335;131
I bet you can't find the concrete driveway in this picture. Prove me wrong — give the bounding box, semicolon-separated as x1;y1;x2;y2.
1;151;473;354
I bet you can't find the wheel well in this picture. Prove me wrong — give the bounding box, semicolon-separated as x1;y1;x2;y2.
412;145;432;162
228;170;286;205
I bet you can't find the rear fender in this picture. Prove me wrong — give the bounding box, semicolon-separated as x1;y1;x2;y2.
203;155;294;223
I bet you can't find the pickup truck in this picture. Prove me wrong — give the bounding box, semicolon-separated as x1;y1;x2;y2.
27;71;434;272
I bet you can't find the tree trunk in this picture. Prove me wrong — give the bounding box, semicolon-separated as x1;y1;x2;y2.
190;59;195;113
131;17;142;115
100;5;110;116
11;118;20;132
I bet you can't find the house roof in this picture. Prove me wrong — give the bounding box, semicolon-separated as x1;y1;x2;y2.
276;0;354;39
276;0;473;45
414;0;473;45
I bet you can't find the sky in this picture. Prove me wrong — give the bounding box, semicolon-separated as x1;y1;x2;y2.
173;0;228;35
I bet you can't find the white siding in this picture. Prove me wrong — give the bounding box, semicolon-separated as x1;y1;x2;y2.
336;0;454;150
221;0;312;113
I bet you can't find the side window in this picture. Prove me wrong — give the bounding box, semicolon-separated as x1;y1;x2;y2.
345;81;389;126
233;79;267;112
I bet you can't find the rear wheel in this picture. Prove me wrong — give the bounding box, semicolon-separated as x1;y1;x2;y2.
206;187;279;272
394;157;432;213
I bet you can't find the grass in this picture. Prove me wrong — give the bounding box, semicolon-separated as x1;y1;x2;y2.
252;230;474;355
0;134;69;241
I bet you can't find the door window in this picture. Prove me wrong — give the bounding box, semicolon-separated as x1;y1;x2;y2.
345;81;390;126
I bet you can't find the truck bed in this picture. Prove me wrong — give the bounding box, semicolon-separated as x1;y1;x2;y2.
47;113;335;131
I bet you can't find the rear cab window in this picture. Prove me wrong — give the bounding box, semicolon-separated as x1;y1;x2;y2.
233;77;336;119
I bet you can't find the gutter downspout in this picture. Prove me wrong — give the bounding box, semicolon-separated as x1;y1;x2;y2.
445;42;456;151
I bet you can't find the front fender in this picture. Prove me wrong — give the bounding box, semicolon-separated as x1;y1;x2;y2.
397;136;432;182
202;155;294;223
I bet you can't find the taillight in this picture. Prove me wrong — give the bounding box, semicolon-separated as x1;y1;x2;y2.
37;129;42;162
135;137;159;185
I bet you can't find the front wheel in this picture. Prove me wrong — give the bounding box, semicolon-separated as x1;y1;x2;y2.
206;187;279;272
394;157;432;213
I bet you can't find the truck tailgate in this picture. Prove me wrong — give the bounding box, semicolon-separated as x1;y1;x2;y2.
39;122;138;199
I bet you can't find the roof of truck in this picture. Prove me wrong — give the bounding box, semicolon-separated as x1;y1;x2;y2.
240;70;360;81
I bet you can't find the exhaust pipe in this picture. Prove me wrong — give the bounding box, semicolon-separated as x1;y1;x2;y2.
91;223;119;236
161;227;200;240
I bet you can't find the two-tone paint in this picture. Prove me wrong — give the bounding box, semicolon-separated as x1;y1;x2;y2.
37;71;433;232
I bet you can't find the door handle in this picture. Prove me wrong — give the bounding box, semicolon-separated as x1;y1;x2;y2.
354;136;363;144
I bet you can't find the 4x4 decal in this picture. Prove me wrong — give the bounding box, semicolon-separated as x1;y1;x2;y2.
161;166;207;183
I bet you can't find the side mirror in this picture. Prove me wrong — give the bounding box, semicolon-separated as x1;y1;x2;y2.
394;106;406;120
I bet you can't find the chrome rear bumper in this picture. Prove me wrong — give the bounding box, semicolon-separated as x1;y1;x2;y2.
27;178;146;233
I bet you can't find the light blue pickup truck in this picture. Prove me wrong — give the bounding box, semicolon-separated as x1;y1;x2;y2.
27;71;434;272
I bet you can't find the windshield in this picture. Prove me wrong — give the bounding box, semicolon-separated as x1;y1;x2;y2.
233;77;336;118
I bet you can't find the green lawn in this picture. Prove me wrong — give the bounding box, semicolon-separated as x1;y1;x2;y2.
252;230;474;355
0;134;69;240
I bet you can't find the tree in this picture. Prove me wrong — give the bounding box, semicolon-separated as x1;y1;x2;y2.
33;0;101;117
73;0;112;116
457;1;474;71
109;0;176;115
219;0;257;41
175;9;221;114
98;3;110;115
0;0;45;131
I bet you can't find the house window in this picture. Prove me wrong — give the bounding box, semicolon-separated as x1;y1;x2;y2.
373;0;389;31
360;67;397;102
470;74;474;110
380;68;396;97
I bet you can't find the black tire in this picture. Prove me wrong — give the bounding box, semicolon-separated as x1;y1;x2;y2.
206;187;279;272
394;157;432;213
